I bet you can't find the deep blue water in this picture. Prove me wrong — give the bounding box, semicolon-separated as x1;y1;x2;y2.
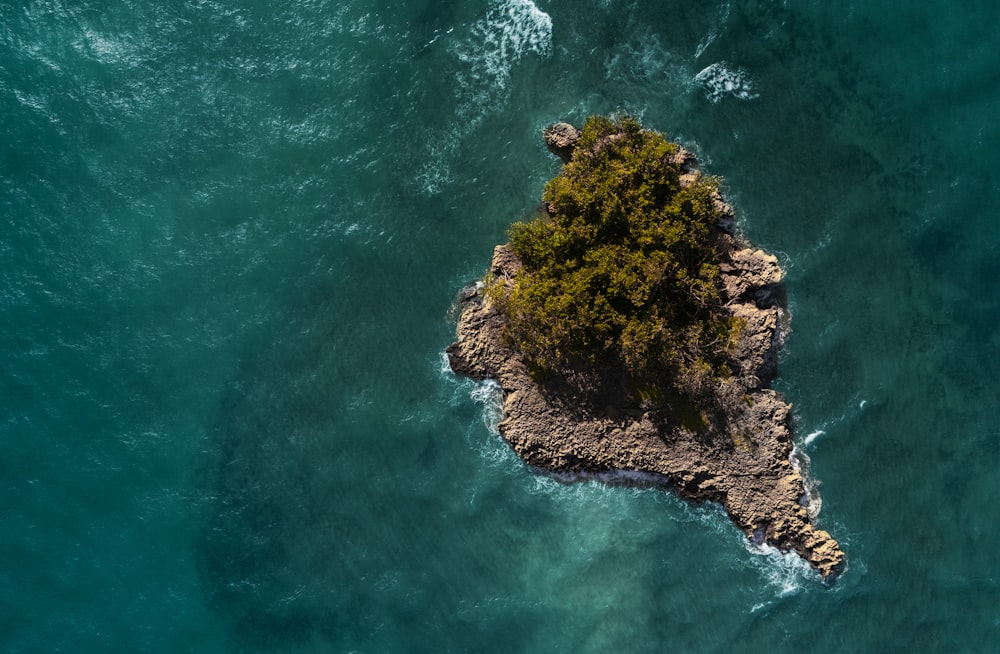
2;1;999;651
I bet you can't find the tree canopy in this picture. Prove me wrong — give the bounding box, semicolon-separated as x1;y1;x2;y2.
493;115;740;398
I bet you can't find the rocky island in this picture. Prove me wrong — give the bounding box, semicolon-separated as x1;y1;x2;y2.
448;116;844;579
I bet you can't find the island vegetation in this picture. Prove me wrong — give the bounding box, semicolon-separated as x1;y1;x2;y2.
491;116;740;400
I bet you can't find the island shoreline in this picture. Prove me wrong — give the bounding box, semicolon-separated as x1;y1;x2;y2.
448;120;845;580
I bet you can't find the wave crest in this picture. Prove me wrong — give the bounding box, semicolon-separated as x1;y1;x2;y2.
459;0;553;80
694;62;759;103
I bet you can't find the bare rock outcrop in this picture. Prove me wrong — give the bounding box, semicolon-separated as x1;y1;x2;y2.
447;128;845;580
543;122;582;160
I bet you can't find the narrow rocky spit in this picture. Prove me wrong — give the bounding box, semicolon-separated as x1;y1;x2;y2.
448;124;845;579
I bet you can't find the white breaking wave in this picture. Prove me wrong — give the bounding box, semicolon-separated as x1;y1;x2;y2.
437;350;454;377
438;351;515;466
744;539;815;597
694;61;759;103
418;0;552;194
469;379;504;434
455;0;553;91
803;429;826;446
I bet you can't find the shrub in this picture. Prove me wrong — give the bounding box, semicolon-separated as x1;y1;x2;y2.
494;115;739;398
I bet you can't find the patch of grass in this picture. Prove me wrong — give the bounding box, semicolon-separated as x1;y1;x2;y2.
731;431;754;452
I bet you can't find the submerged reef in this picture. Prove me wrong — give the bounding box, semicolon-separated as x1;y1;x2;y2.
448;117;844;579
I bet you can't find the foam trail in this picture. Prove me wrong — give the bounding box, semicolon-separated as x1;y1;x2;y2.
694;1;731;59
470;379;504;434
419;0;552;193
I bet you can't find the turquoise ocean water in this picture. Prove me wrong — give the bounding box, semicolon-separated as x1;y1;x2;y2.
2;0;999;650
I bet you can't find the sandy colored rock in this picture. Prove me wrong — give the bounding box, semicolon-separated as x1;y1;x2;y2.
542;122;582;160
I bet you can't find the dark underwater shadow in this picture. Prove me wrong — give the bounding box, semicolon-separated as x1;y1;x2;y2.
194;337;348;649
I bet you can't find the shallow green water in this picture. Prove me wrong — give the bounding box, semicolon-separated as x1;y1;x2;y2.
2;0;998;651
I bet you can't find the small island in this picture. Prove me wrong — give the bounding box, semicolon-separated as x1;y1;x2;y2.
448;116;844;579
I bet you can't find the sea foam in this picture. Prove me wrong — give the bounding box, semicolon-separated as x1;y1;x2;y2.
469;379;504;435
694;61;759;103
744;539;815;598
458;0;553;85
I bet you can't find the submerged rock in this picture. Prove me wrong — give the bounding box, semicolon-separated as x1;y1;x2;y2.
448;125;845;580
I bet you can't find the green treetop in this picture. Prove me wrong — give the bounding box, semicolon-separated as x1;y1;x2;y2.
493;115;740;399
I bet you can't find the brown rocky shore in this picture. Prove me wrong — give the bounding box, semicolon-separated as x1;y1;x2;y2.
447;124;845;579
